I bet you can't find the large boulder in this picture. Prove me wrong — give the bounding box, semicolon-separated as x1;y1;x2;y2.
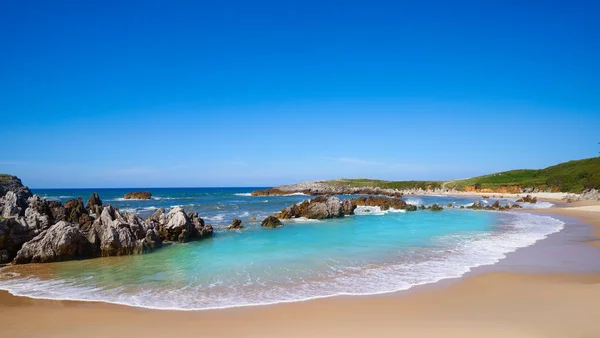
124;191;152;200
146;208;212;242
261;216;283;228
47;200;66;222
14;221;93;264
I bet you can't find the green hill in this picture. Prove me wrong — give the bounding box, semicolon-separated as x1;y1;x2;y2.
445;157;600;193
321;157;599;194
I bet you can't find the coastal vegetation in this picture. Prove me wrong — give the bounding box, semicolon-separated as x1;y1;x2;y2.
297;157;600;194
445;157;600;193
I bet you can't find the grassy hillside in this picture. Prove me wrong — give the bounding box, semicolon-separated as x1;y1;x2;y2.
445;157;600;193
326;179;444;191
321;157;599;193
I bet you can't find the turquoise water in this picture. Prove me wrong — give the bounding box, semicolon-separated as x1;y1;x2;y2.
0;188;563;310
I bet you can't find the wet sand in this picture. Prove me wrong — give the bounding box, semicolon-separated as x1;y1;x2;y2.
1;201;599;338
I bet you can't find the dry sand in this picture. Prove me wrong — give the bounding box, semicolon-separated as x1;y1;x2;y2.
1;201;599;338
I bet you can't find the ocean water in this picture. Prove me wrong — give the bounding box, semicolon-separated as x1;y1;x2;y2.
0;188;563;310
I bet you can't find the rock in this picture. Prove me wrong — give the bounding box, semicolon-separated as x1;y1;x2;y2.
24;195;52;230
0;217;37;263
491;200;500;209
64;198;94;228
342;199;356;215
428;204;444;211
14;221;93;264
146;207;211;242
468;201;484;209
0;191;29;218
0;175;32;201
228;218;244;230
86;205;164;256
261;216;283;228
250;217;257;221
187;212;213;238
124;192;152;200
86;193;103;216
350;196;409;211
47;200;66;222
418;205;427;210
516;195;537;204
305;196;344;219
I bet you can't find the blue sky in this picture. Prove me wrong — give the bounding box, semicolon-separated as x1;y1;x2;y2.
1;0;599;188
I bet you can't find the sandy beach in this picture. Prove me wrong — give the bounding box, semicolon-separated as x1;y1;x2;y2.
0;200;598;338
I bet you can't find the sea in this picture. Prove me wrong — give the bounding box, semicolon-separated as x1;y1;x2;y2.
0;187;562;310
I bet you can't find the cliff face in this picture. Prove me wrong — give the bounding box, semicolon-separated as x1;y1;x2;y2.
0;174;32;201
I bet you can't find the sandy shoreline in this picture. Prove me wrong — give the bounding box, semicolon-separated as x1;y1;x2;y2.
1;201;599;337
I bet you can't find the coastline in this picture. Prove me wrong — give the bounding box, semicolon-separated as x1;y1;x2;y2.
1;200;599;337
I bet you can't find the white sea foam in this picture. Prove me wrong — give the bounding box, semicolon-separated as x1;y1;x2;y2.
234;193;253;197
404;197;422;206
355;206;407;215
205;214;225;221
284;218;324;223
0;212;565;311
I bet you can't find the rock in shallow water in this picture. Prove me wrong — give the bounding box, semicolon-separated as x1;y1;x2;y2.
261;216;283;228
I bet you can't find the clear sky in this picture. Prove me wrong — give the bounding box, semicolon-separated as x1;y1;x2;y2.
1;0;599;188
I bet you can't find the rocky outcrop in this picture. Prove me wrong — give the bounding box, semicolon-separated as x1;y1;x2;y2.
86;205;162;257
277;196;347;220
0;175;32;205
187;212;214;238
14;221;93;264
228;219;243;230
24;195;53;230
251;185;403;198
86;193;103;216
64;198;94;228
350;196;410;211
516;195;537;204
124;192;152;200
428;204;443;211
467;200;521;211
0;217;38;264
146;207;212;243
261;216;283;228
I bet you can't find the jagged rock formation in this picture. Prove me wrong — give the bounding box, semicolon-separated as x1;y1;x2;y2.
86;193;103;216
0;174;213;265
468;200;522;211
124;191;152;200
516;195;537;204
261;216;283;228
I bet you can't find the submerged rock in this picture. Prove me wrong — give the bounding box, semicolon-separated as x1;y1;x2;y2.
261;216;283;228
124;191;152;200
